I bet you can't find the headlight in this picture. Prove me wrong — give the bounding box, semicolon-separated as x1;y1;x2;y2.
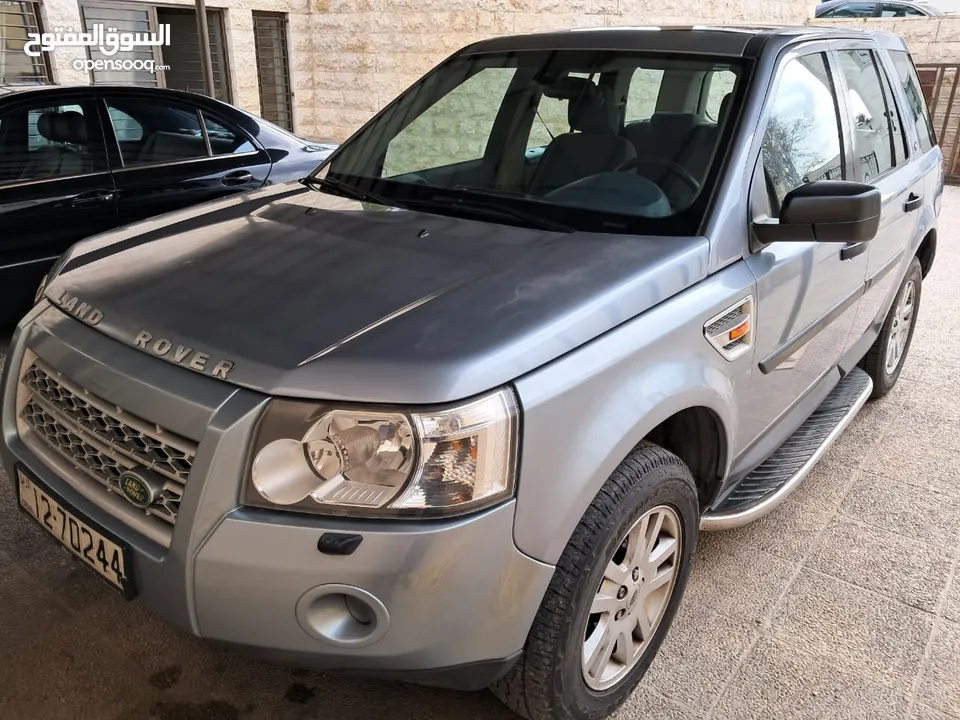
245;388;519;518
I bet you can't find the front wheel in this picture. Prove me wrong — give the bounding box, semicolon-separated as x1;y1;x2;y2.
491;443;699;720
861;256;923;399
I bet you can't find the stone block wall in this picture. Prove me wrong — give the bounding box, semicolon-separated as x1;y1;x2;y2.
301;0;816;141
811;17;960;176
38;0;815;141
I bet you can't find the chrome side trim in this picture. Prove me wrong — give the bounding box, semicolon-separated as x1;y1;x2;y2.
699;374;873;531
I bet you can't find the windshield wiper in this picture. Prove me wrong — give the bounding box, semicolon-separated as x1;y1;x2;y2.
299;176;403;209
406;194;574;233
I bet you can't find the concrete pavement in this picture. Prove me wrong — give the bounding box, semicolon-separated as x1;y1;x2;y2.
1;190;959;719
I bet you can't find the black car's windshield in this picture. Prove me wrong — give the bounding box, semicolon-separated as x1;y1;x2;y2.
323;48;745;235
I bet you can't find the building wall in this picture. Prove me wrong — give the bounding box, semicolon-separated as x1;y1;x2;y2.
810;16;960;64
38;0;816;141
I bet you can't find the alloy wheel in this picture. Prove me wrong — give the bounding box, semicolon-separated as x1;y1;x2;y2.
885;279;916;375
581;505;682;692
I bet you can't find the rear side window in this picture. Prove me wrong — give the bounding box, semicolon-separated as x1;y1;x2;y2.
890;50;937;153
822;2;876;17
836;49;905;181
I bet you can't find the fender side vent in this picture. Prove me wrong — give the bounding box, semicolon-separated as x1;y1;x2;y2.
704;296;753;361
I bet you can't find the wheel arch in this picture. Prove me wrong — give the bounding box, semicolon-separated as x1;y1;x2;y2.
643;405;729;510
513;379;737;565
916;228;936;278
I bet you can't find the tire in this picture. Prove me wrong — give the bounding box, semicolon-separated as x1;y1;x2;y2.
861;257;922;400
491;442;699;720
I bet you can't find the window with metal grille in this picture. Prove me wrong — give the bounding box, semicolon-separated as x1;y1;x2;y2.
0;1;52;84
156;7;230;101
78;1;163;87
252;12;293;131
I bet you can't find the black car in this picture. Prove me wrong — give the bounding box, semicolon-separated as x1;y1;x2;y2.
0;85;336;324
815;0;943;16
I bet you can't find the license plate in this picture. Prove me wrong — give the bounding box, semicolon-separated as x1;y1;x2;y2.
16;468;136;599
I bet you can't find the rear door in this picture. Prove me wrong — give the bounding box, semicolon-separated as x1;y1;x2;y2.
99;93;272;227
830;44;922;339
737;45;868;448
0;93;117;320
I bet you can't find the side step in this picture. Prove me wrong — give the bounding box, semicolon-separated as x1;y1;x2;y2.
700;367;873;531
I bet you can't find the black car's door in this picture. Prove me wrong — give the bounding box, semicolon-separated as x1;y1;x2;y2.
0;93;117;322
98;93;273;227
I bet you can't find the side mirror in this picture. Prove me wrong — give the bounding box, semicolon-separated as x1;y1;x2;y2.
753;180;881;244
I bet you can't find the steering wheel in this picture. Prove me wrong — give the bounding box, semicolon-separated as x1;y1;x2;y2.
615;156;701;193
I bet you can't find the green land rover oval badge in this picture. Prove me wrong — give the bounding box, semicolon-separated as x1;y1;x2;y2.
119;470;156;509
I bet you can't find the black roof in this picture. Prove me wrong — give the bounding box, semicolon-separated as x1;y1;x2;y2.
457;24;909;58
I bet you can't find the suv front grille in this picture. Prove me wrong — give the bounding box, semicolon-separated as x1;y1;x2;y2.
19;361;195;529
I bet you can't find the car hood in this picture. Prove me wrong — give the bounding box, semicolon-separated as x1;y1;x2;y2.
45;184;710;404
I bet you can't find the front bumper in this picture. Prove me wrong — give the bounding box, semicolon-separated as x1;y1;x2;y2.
0;305;554;689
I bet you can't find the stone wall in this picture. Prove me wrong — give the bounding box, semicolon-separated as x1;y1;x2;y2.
811;17;960;176
303;0;816;141
809;16;960;64
38;0;815;141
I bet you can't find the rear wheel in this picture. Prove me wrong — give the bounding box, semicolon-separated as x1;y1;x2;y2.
861;257;922;399
491;443;698;720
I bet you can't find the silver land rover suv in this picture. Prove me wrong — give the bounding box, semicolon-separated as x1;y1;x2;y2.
1;25;943;720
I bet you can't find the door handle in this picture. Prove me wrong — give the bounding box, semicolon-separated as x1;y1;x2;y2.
840;242;868;261
221;170;253;187
71;189;115;207
903;193;923;212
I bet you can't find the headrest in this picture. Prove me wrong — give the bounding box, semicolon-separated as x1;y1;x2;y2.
37;111;88;144
568;84;618;134
540;76;619;134
718;93;732;124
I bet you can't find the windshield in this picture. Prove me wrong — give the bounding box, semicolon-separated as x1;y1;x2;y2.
323;49;744;235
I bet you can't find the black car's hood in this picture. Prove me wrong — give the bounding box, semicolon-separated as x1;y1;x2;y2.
46;183;709;403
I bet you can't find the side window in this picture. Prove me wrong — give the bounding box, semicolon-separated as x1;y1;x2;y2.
703;70;737;121
880;3;927;16
890;50;937;152
202;116;251;155
624;69;666;123
836;49;901;181
0;101;106;184
106;100;208;167
824;2;877;16
382;67;517;177
107;107;143;143
761;53;844;209
877;58;909;164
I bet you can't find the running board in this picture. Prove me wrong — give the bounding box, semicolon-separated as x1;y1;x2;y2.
700;367;873;531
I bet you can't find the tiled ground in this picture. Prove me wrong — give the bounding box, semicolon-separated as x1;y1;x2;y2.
1;191;959;719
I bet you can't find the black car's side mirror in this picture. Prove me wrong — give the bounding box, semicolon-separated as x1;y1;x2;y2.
753;180;881;245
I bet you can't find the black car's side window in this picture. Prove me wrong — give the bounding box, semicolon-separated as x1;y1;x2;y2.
0;100;107;185
836;49;906;181
890;50;938;153
880;2;927;16
823;2;877;17
104;99;254;167
202;116;252;156
105;100;208;166
761;52;844;212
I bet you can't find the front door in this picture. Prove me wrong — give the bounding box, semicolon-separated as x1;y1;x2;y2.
99;94;272;227
737;48;868;449
0;95;117;323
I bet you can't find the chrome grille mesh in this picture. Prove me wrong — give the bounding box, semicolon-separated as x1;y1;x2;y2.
19;362;193;528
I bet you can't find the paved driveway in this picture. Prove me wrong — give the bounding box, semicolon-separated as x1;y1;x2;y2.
1;190;959;720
